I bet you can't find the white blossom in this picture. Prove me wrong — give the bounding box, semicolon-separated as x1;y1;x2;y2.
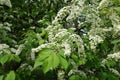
107;52;120;61
62;42;71;56
0;44;9;51
15;44;25;55
89;35;104;49
109;68;120;77
97;0;108;9
66;0;84;22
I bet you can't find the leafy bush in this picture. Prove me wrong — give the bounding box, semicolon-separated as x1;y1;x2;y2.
0;0;120;80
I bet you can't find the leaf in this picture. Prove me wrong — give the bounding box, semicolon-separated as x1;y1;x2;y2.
43;54;53;73
5;71;15;80
33;48;52;69
58;55;68;70
39;48;53;56
106;60;116;67
0;54;10;65
114;7;120;13
111;39;120;44
0;75;4;80
42;53;59;73
33;54;49;69
52;54;59;69
13;55;21;62
58;50;65;58
69;75;80;80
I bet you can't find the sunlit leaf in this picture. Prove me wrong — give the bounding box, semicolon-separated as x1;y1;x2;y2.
5;71;15;80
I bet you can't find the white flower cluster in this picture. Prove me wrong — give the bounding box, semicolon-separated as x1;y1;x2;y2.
88;27;112;50
89;35;103;49
31;0;86;61
110;12;120;37
62;41;71;56
52;29;71;42
57;70;65;80
66;0;84;22
15;44;25;55
0;44;9;51
109;68;120;77
31;42;56;60
68;34;85;55
101;52;120;67
0;0;12;8
97;0;109;9
52;6;71;24
68;69;86;78
107;52;120;61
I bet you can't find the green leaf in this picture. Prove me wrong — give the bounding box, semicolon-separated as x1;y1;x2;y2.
106;60;116;67
111;39;120;44
69;75;80;80
33;48;53;70
43;54;53;73
0;75;4;80
0;54;9;65
39;48;53;56
58;50;65;58
114;7;120;13
5;71;15;80
58;55;68;70
33;54;49;69
42;53;59;73
13;55;21;62
52;54;59;69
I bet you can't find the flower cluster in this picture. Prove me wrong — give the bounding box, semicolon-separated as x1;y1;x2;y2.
66;0;84;22
107;52;120;61
0;0;12;8
109;68;120;77
97;0;109;9
0;44;9;51
110;12;120;37
88;27;112;50
15;44;25;55
101;52;120;67
31;0;86;60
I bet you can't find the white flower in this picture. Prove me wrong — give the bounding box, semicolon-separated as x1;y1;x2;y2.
62;42;71;56
15;44;25;55
0;44;9;51
66;0;84;22
11;48;17;53
89;35;104;49
107;52;120;61
97;0;108;9
109;68;120;77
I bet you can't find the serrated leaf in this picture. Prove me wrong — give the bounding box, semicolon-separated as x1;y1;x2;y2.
58;55;68;70
5;71;15;80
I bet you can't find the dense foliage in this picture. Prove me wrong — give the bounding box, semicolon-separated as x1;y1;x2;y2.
0;0;120;80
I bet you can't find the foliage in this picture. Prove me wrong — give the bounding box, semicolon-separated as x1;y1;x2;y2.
0;0;120;80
